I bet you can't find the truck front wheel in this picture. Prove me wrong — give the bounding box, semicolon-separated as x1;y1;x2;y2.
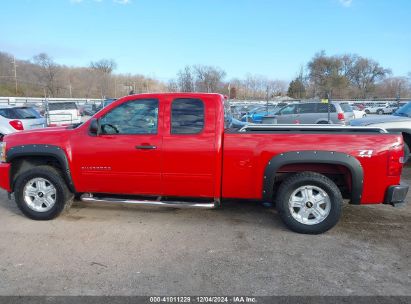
275;172;342;234
14;165;73;220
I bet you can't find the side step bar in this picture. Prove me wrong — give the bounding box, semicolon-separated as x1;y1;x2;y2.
80;194;218;209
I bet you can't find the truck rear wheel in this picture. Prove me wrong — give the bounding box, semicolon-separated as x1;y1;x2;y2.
275;172;342;234
14;165;73;220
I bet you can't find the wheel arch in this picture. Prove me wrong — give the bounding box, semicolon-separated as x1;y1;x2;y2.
6;144;76;193
263;151;363;204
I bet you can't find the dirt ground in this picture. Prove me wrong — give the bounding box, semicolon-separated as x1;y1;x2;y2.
0;167;410;296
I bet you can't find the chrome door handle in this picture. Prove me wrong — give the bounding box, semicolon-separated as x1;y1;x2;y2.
136;145;157;150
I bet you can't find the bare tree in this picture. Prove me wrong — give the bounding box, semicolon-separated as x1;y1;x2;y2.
376;77;410;98
167;79;179;92
90;59;117;98
177;66;195;92
306;51;390;98
350;58;391;98
193;65;226;92
33;53;60;97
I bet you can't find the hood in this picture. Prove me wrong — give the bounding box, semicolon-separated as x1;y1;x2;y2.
3;126;70;144
350;115;411;126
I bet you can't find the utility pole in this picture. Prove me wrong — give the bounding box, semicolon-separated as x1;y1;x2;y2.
12;56;18;95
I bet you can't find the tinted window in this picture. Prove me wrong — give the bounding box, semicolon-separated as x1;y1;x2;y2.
0;107;41;119
48;102;78;111
339;103;353;112
279;104;296;115
100;99;158;135
297;103;316;114
317;103;336;113
171;98;204;134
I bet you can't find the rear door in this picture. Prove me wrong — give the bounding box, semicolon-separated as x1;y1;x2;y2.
162;96;217;198
295;103;316;123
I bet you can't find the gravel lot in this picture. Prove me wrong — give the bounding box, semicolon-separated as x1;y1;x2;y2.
0;167;410;296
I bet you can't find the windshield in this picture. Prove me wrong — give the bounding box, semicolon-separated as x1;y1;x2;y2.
0;107;42;119
393;102;411;117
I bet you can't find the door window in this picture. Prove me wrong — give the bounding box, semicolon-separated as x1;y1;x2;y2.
100;99;159;135
297;103;316;114
278;104;296;115
171;98;204;134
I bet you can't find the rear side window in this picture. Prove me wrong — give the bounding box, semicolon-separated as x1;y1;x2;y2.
339;103;353;112
171;98;204;134
297;103;316;114
48;102;78;111
317;103;336;113
0;107;41;119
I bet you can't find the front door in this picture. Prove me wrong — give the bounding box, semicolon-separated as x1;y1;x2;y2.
276;104;297;124
72;98;162;195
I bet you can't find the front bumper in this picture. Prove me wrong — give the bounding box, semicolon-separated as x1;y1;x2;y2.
0;163;11;192
384;183;409;206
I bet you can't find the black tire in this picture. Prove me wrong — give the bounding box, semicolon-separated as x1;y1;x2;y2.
317;121;329;124
377;109;384;115
364;109;370;114
14;165;73;220
275;172;343;234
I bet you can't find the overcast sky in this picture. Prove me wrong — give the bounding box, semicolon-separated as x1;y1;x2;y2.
1;0;410;81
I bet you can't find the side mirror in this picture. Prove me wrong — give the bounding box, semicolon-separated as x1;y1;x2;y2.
89;118;100;136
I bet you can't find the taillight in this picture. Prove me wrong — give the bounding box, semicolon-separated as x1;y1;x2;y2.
387;145;404;176
338;113;345;120
9;120;24;131
77;109;80;116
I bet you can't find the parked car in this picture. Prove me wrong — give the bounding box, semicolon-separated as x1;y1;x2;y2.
241;104;285;123
0;93;407;234
351;101;411;161
79;104;97;116
262;101;355;125
352;105;367;119
363;103;394;115
0;106;46;139
46;102;81;126
94;98;117;112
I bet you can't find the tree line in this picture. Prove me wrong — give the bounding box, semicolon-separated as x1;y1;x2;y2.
288;51;411;99
0;50;410;100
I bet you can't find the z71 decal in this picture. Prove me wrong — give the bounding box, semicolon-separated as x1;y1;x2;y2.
358;150;373;158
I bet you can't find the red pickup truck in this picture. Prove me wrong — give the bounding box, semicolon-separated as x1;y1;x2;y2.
0;93;408;234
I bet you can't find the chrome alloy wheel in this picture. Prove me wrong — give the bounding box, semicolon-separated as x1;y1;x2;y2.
23;178;57;212
288;185;331;225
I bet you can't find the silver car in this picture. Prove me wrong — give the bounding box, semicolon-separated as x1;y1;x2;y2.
262;102;355;125
0;106;46;138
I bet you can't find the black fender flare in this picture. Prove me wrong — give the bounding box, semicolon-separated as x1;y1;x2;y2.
263;150;363;204
6;144;76;193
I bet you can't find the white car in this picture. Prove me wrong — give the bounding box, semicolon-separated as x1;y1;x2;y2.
351;106;366;118
0;106;46;138
46;102;81;126
363;103;394;115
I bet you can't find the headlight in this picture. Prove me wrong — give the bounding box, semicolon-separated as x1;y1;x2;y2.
0;142;6;162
